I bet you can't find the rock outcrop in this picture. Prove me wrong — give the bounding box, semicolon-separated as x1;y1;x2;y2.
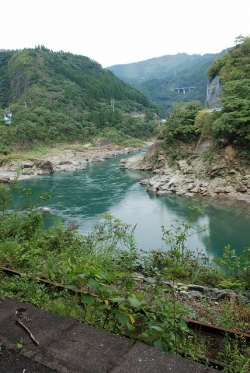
206;75;222;109
0;144;136;180
0;176;10;183
20;160;54;175
133;272;249;305
120;141;250;201
120;141;167;172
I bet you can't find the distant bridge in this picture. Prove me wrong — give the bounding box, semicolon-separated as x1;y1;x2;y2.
173;87;196;94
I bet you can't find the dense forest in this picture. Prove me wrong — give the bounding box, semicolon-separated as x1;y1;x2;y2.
108;51;228;116
2;40;250;371
0;46;161;154
1;38;250;155
206;36;250;150
159;36;250;155
139;55;216;115
108;53;218;85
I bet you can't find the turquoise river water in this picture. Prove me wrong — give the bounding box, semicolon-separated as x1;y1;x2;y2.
12;151;250;260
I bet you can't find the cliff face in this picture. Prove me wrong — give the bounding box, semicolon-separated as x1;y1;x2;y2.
120;141;167;171
120;142;250;201
206;75;222;109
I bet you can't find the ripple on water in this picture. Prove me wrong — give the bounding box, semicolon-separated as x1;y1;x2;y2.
10;152;250;258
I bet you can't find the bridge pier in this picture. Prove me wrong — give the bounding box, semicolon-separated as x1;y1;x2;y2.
174;87;196;94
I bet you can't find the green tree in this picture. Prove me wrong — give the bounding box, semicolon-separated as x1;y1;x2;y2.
0;47;160;148
161;101;201;144
208;36;250;148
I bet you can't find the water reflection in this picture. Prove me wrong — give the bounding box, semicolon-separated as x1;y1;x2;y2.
11;152;250;259
150;193;250;258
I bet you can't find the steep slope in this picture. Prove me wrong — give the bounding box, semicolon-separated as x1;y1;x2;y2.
0;47;160;153
107;53;216;85
207;36;250;151
139;55;217;115
120;38;250;199
108;51;228;116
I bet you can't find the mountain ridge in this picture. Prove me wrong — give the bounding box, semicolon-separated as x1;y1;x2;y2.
107;52;221;84
0;47;160;153
107;50;229;115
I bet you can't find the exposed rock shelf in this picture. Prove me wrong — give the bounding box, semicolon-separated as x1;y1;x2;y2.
0;144;136;182
120;141;250;202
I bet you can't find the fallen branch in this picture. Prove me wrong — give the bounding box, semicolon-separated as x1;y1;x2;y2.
16;319;39;346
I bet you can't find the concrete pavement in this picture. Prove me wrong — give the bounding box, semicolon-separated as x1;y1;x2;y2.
0;298;218;372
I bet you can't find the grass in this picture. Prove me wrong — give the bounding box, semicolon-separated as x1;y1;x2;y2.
0;152;25;166
1;185;250;371
0;138;144;167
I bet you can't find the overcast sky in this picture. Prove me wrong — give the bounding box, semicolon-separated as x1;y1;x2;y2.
2;0;249;67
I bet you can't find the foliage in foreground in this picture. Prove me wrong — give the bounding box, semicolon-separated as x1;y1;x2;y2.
0;183;250;370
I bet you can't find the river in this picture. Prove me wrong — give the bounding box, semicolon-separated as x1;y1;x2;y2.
11;152;250;260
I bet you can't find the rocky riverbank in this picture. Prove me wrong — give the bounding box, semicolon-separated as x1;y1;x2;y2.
119;140;250;202
0;141;140;183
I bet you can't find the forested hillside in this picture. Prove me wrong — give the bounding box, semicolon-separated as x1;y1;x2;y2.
159;36;250;156
108;53;216;85
108;51;228;116
206;36;250;151
0;47;160;154
139;55;218;115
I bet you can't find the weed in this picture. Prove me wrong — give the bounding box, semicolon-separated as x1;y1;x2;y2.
1;183;250;369
16;337;24;350
216;334;250;373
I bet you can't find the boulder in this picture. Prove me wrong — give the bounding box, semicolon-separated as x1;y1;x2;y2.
214;187;226;193
208;165;227;178
36;160;54;174
187;291;204;299
236;294;250;304
177;160;192;174
224;144;237;163
21;161;36;175
21;161;35;168
213;289;230;300
224;185;234;193
190;185;201;194
0;176;10;183
22;167;36;175
120;141;165;171
120;155;144;169
187;183;194;190
236;184;247;193
187;285;208;293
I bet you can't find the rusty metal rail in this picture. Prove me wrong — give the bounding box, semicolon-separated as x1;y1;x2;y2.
1;265;250;370
0;266;72;293
1;266;250;339
187;319;250;341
